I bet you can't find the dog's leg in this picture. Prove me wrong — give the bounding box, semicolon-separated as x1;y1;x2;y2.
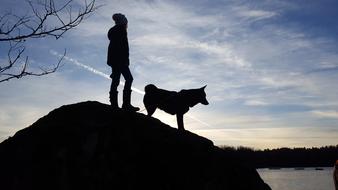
176;114;184;131
146;105;156;116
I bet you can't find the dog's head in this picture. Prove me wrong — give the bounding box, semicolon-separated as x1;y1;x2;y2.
144;84;157;94
199;85;209;105
185;85;209;107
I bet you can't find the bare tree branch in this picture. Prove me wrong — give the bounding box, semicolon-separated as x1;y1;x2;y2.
0;0;96;41
0;49;66;83
0;0;97;83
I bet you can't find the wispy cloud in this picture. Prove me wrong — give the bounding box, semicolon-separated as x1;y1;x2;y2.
244;100;269;106
311;110;338;119
234;6;278;21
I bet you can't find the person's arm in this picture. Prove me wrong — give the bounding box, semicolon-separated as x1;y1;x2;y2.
122;29;129;66
107;28;113;40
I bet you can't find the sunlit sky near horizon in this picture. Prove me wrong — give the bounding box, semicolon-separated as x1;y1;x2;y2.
1;0;338;149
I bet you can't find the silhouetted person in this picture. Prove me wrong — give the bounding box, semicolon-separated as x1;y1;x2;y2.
107;13;139;111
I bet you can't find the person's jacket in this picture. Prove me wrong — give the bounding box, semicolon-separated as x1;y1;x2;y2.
107;25;129;69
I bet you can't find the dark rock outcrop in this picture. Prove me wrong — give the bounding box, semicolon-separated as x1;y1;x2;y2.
0;101;271;190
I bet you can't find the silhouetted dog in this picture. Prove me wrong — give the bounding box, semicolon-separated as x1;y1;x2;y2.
143;84;209;131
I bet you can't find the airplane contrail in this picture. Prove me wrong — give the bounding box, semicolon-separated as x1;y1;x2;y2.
50;50;145;94
50;50;210;127
186;114;211;127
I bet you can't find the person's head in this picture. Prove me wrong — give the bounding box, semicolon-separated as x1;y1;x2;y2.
112;13;128;28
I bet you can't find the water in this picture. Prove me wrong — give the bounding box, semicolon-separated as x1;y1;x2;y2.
257;167;335;190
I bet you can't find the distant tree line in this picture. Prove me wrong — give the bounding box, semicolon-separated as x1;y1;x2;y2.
220;145;338;168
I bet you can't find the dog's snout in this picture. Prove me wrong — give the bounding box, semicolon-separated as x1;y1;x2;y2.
202;99;209;105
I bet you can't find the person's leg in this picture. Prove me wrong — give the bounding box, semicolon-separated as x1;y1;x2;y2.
109;68;121;108
120;66;133;91
120;67;139;111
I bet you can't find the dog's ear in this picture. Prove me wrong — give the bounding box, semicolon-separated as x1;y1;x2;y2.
201;85;207;90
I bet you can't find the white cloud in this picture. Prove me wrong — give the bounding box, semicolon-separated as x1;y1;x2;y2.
235;7;278;21
244;100;269;106
311;110;338;119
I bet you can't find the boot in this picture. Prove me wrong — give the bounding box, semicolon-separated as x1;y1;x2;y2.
109;91;119;109
122;90;140;112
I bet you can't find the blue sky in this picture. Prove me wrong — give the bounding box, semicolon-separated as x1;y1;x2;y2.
1;0;338;149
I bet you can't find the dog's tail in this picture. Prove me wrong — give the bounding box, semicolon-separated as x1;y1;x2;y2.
144;84;157;94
